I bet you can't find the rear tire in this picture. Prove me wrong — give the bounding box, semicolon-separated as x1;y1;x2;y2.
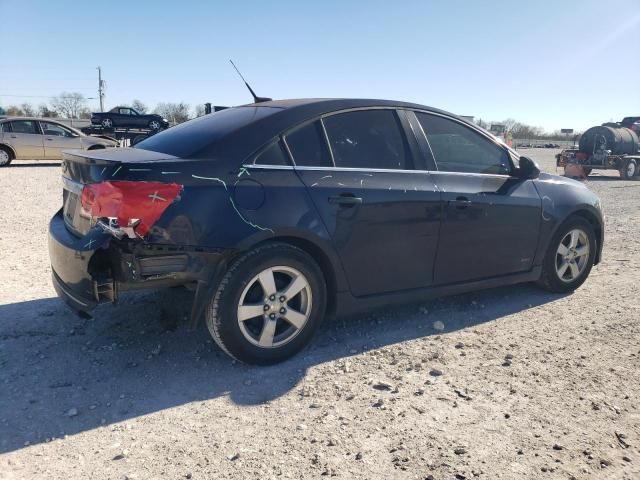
582;167;592;176
206;243;327;365
0;146;13;167
101;118;113;129
537;216;596;293
620;159;637;179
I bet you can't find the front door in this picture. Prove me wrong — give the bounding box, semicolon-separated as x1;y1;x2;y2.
41;121;82;159
412;111;541;285
286;109;442;297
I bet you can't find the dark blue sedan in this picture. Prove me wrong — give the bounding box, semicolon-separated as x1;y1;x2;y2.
48;99;604;364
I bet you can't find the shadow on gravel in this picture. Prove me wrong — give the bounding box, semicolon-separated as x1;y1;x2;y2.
9;162;61;168
0;284;567;453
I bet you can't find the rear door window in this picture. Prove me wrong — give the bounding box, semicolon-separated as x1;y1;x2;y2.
323;109;412;170
10;120;40;134
285;121;333;167
416;113;511;175
0;122;12;133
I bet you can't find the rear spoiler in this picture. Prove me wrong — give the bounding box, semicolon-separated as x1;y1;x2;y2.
62;147;179;166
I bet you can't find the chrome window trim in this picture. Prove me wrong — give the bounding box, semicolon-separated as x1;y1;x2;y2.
318;118;336;166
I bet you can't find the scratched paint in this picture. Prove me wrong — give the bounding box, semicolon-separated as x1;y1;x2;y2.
111;166;122;177
191;174;274;233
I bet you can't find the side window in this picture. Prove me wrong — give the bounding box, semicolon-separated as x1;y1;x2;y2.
254;140;291;166
42;122;74;137
0;122;12;133
416;113;511;175
285;121;333;167
323;109;412;170
120;108;131;115
10;120;39;134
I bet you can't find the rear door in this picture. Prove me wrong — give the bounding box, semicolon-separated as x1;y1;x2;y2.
41;121;82;159
5;120;45;159
412;111;541;285
287;109;442;297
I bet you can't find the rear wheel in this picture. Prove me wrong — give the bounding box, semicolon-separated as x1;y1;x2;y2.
101;118;113;129
0;146;13;167
582;167;592;176
537;216;596;293
206;243;327;364
620;159;637;179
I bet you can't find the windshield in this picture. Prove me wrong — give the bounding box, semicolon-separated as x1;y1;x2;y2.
135;106;282;158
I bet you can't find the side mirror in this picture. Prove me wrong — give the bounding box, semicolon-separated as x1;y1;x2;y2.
518;156;540;179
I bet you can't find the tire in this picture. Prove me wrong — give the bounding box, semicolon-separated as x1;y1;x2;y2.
537;216;596;293
206;243;327;365
101;118;113;129
620;159;637;179
148;120;161;130
582;167;592;176
0;145;14;167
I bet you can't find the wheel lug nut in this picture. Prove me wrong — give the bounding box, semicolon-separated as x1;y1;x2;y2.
263;305;270;311
279;296;286;302
269;294;276;301
279;307;286;314
269;313;276;320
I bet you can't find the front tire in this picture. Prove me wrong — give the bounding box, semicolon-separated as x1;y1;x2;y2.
537;216;596;293
101;118;113;129
148;120;161;130
206;243;327;365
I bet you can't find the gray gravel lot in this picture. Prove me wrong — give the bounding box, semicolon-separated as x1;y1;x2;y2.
0;150;638;479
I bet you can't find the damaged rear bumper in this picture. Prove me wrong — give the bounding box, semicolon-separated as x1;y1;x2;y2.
48;209;229;316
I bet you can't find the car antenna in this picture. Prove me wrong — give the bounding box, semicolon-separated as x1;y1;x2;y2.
229;60;272;103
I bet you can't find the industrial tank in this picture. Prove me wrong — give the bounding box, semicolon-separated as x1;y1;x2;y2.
579;124;639;155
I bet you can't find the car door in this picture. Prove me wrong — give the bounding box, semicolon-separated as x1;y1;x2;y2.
411;111;541;285
4;120;45;159
286;109;442;297
40;121;82;159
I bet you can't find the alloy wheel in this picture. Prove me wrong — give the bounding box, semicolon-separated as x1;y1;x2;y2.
237;266;312;348
149;121;160;130
555;228;590;282
0;150;10;166
627;161;636;178
102;118;113;129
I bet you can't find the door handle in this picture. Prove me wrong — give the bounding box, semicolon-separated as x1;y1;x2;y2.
328;194;363;206
46;138;54;141
10;135;17;138
450;196;472;209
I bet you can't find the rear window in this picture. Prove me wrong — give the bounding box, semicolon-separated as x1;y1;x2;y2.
285;121;333;167
135;106;281;157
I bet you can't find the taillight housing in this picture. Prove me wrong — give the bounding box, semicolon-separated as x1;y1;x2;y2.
80;181;182;237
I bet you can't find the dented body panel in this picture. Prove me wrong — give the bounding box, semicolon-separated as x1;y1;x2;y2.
48;99;605;321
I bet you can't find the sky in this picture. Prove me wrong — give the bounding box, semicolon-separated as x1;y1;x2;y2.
1;0;639;132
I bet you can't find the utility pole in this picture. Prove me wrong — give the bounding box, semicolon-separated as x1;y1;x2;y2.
97;66;105;111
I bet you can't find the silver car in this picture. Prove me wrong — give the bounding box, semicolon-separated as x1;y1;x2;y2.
0;117;117;166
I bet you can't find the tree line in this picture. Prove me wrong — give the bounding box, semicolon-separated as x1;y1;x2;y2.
0;92;204;125
1;92;578;139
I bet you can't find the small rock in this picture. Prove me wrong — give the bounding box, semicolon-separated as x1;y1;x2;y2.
454;447;467;455
429;368;443;377
66;408;78;417
113;453;126;461
327;439;337;447
227;453;240;461
504;413;511;419
372;382;393;391
372;399;385;409
455;342;464;349
502;360;512;367
600;459;610;468
186;474;192;479
296;424;307;431
355;452;363;460
553;444;564;451
622;456;631;463
505;353;514;360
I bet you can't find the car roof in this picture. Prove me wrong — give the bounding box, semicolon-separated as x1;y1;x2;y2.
0;116;70;122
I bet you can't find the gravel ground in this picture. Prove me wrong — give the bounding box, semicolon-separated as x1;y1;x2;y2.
0;150;638;480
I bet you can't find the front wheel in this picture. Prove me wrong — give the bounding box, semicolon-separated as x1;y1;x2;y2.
206;243;327;365
0;146;13;167
537;216;596;293
148;120;161;130
101;118;113;129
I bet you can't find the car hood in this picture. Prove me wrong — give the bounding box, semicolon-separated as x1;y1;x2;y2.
81;136;118;148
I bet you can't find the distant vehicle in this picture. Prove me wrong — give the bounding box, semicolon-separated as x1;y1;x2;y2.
0;117;117;166
91;107;169;131
49;98;604;364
